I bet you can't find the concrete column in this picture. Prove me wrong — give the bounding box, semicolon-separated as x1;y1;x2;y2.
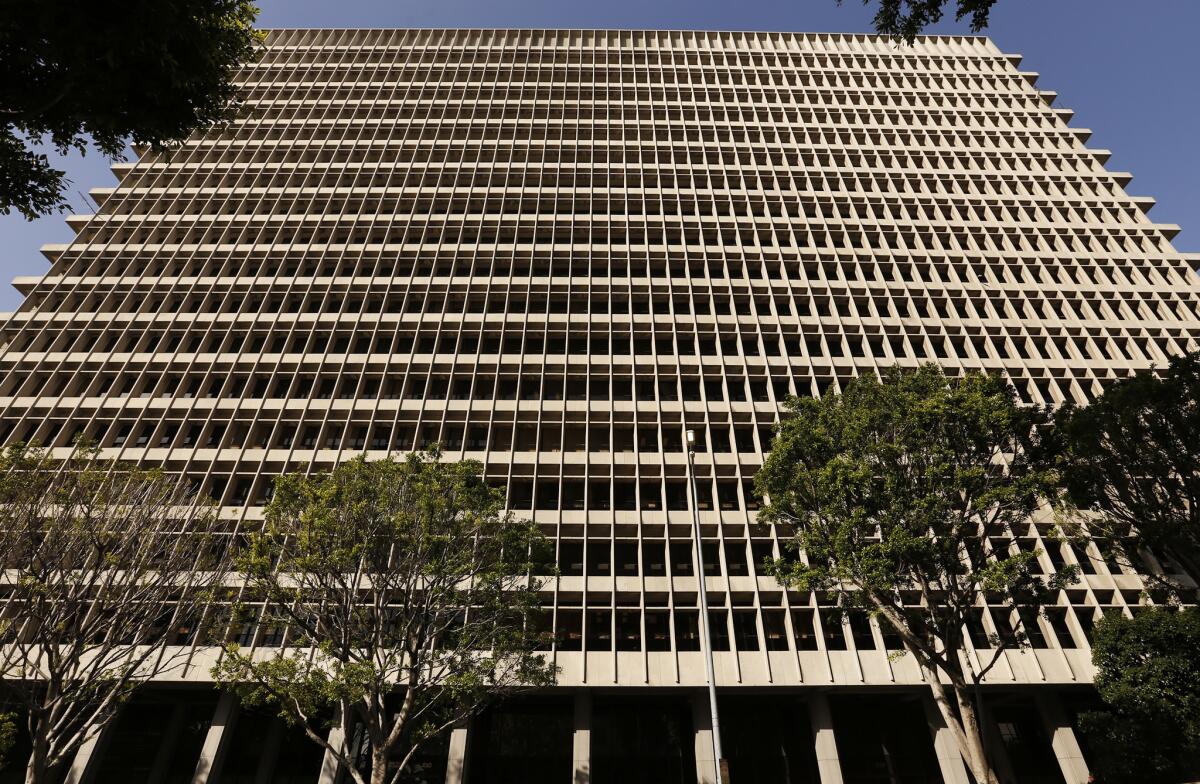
148;703;190;784
253;717;286;784
691;691;717;784
978;701;1019;784
318;723;347;784
922;694;971;784
807;692;844;784
573;690;592;784
444;721;470;784
63;721;110;784
190;692;238;784
1036;693;1091;784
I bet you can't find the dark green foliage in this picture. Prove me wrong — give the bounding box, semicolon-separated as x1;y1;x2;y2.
0;711;14;770
0;0;262;219
842;0;998;43
1056;352;1200;587
1080;608;1200;783
756;365;1072;782
214;452;556;784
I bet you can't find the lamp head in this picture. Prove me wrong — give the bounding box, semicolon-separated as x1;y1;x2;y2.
686;429;696;447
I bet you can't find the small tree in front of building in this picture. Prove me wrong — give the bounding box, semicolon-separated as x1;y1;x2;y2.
756;365;1075;784
0;443;231;784
1056;351;1200;591
213;452;556;784
1078;607;1200;783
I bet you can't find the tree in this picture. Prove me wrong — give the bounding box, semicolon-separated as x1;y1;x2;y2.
0;711;15;770
756;365;1074;784
0;0;262;219
841;0;998;43
212;452;556;784
0;443;231;784
1078;608;1200;783
1056;352;1200;590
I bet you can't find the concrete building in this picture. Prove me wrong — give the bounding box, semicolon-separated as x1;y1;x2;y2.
2;27;1197;784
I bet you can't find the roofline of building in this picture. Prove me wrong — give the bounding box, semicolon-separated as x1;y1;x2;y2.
255;26;994;41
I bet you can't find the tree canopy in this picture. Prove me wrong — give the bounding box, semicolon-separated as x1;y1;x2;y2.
0;0;262;219
1079;608;1200;783
843;0;998;43
757;364;1072;784
1056;352;1200;589
213;452;556;784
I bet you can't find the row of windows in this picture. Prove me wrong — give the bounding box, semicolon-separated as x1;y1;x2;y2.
238;64;1034;91
240;78;1041;106
29;416;775;457
230;111;1068;142
218;603;1113;654
259;46;1008;72
234;63;1032;90
546;603;1105;653
225;97;1060;130
34;286;1186;321
86;193;1145;229
52;248;1184;289
260;47;1008;72
20;290;1198;344
135;138;1102;172
10;362;792;398
216;118;1075;146
244;89;1053;118
261;29;1002;64
225;100;1060;130
118;161;1126;198
247;71;1046;99
553;535;1154;581
0;438;763;508
6;328;1184;381
73;221;1165;255
7;366;1114;426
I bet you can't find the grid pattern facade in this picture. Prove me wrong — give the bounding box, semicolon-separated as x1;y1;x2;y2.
3;28;1197;692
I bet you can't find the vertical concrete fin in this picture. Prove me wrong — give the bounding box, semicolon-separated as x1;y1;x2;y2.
922;693;971;784
1037;693;1091;784
808;692;844;784
190;692;239;784
573;690;592;784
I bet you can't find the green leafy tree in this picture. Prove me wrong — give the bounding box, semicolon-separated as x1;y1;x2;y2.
0;0;262;219
0;443;231;784
1056;352;1200;590
1078;608;1200;783
0;711;15;771
756;365;1074;784
841;0;998;43
213;452;556;784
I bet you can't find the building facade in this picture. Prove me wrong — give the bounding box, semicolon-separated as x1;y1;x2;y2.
2;27;1197;784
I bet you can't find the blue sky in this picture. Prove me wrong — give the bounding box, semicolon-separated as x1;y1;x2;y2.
2;0;1197;308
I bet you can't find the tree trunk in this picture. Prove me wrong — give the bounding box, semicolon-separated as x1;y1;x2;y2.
370;747;389;784
953;685;1000;784
25;729;50;784
921;669;1000;784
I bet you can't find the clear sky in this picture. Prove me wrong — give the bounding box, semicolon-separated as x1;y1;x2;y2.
2;0;1197;309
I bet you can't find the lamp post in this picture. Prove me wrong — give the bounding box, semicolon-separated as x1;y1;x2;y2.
686;428;728;784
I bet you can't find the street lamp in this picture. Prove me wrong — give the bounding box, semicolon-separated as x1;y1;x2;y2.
686;428;728;784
